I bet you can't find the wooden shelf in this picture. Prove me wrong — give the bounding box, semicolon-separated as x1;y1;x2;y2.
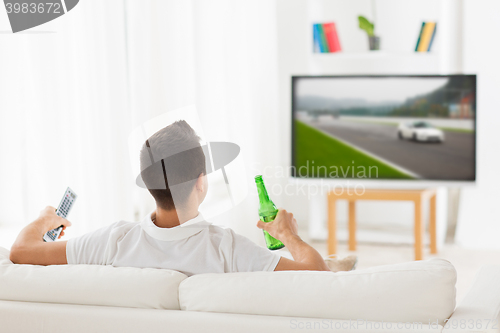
306;51;441;75
311;51;439;59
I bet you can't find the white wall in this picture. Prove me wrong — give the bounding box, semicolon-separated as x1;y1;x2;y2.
455;0;500;249
275;0;460;244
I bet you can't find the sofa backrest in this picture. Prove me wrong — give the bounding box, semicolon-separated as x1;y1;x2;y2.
179;258;457;324
0;247;457;323
0;247;187;310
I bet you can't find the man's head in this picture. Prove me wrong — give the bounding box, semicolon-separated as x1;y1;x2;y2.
139;120;207;211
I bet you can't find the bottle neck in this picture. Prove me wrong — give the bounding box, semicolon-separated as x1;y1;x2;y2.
256;181;270;204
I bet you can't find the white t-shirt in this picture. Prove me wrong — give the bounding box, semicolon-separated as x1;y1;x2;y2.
66;212;281;276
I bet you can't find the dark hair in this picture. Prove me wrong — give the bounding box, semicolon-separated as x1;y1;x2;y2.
139;120;206;210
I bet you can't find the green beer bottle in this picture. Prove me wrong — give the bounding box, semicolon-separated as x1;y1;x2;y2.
255;175;285;250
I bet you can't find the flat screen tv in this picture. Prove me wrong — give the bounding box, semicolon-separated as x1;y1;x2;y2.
291;75;476;182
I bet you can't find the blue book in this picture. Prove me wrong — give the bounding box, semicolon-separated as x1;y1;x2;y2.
313;24;322;53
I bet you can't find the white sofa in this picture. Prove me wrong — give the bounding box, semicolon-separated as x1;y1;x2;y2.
0;246;499;333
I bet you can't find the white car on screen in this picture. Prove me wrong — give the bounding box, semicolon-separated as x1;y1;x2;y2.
398;121;445;142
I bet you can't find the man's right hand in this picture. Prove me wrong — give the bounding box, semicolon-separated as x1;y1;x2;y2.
257;208;330;272
256;209;298;243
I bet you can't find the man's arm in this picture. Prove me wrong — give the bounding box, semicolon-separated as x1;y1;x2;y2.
9;206;71;265
256;209;330;272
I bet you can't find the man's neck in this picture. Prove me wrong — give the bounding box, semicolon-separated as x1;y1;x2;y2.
152;207;199;228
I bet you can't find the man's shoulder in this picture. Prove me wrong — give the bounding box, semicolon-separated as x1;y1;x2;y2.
206;224;236;235
112;220;138;228
85;220;139;239
205;224;256;245
108;220;140;234
203;224;226;237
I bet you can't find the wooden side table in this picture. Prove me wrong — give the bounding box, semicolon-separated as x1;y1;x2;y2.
327;189;437;261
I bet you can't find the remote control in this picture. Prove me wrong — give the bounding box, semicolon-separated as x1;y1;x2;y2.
43;187;77;242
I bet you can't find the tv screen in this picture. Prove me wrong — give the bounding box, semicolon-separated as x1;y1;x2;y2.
291;75;476;181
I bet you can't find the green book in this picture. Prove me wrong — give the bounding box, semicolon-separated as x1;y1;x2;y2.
415;22;425;52
318;24;330;52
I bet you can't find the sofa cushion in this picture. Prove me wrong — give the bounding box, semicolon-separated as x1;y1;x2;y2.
0;247;187;310
179;258;456;324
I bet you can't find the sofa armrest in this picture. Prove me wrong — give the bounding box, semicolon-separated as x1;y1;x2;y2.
442;265;500;333
0;247;12;265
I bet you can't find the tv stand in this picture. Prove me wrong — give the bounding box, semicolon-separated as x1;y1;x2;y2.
327;188;437;261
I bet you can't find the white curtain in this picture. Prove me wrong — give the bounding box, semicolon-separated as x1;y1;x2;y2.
0;0;280;246
0;0;137;244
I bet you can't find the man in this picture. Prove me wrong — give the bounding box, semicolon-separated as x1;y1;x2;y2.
10;121;355;275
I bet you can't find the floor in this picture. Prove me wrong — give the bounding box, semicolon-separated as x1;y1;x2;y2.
279;237;500;304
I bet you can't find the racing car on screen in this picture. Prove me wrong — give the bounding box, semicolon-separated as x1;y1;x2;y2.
398;121;445;142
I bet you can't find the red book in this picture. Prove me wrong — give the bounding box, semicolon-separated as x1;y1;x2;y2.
323;22;341;52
